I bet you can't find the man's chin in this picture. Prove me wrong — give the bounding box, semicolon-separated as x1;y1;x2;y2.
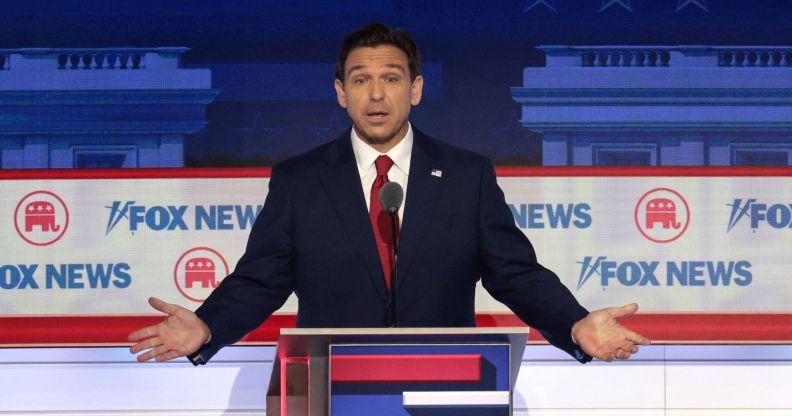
355;128;398;145
354;124;408;148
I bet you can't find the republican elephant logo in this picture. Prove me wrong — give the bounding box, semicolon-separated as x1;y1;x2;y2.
184;257;219;289
634;188;690;244
24;201;62;232
174;247;229;302
14;191;69;246
645;198;681;230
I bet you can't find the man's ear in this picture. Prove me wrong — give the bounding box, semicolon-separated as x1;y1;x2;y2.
334;79;347;108
410;75;424;106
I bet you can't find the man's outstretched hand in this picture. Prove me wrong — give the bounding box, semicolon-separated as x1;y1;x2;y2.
128;297;210;363
571;303;650;362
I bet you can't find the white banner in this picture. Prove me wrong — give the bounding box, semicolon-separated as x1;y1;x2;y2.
1;173;790;316
490;177;790;312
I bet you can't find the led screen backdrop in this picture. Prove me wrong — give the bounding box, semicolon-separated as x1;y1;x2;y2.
1;168;790;344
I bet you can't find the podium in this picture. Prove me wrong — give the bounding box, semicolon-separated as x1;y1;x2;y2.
266;327;529;416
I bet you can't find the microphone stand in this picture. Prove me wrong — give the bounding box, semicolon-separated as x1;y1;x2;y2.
380;181;403;328
387;208;399;327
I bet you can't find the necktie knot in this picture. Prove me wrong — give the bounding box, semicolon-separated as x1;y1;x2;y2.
374;155;394;177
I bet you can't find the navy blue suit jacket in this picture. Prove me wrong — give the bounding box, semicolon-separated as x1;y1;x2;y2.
192;128;591;363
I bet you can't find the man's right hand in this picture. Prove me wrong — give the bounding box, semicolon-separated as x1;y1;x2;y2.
128;297;210;363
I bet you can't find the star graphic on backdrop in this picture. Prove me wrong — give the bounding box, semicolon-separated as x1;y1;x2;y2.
234;112;284;143
599;0;632;12
676;0;708;12
524;0;557;13
309;112;347;141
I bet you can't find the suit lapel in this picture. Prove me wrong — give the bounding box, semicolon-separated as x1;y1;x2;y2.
317;134;389;302
396;130;445;288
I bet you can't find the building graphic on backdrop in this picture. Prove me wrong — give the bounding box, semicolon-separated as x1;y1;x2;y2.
512;46;792;166
0;48;217;169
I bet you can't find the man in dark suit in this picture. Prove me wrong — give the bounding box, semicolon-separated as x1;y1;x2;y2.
129;23;648;365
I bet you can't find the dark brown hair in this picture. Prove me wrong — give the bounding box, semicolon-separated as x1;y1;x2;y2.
335;22;422;82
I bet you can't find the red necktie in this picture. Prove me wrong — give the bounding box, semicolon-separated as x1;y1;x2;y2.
370;155;399;291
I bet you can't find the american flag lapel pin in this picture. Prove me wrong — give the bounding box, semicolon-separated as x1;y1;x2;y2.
430;168;443;178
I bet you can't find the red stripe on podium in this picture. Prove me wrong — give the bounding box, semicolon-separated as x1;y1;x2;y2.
1;313;790;345
330;354;481;383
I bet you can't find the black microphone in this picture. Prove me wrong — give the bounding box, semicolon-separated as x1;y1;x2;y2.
379;181;403;327
379;181;404;216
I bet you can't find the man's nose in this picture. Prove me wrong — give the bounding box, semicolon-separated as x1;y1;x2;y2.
368;80;384;101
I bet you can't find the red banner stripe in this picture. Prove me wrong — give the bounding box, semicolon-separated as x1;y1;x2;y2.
2;166;792;180
0;167;272;180
494;166;792;177
330;354;481;383
1;313;790;346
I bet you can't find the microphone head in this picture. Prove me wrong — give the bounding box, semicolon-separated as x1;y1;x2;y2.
379;181;404;215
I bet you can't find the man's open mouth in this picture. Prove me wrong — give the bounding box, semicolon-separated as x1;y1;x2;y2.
367;111;389;119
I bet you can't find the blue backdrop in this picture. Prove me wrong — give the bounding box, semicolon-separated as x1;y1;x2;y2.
1;0;790;167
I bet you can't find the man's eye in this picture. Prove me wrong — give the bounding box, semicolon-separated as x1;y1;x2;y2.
386;76;399;82
353;78;367;85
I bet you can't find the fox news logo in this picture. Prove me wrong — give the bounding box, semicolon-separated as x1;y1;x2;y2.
576;256;752;289
105;201;262;234
726;199;792;232
509;203;592;229
0;263;131;290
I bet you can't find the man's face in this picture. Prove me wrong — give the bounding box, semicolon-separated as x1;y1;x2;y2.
335;45;423;151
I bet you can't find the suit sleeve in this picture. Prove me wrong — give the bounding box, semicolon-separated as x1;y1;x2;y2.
476;160;592;363
189;165;296;364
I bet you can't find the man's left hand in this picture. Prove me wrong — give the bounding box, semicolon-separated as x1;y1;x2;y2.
571;303;650;361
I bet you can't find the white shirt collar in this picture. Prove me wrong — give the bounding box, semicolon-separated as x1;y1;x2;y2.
350;123;413;177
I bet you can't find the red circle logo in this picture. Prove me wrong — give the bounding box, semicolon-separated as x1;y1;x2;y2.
14;190;70;246
173;247;229;302
634;188;690;243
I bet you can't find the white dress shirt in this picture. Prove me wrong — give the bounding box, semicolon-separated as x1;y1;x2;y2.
350;123;412;222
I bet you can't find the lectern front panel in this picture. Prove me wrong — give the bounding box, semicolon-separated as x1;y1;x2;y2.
328;344;510;416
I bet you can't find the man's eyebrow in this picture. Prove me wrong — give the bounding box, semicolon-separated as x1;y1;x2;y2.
346;63;407;76
347;64;366;75
384;63;407;73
